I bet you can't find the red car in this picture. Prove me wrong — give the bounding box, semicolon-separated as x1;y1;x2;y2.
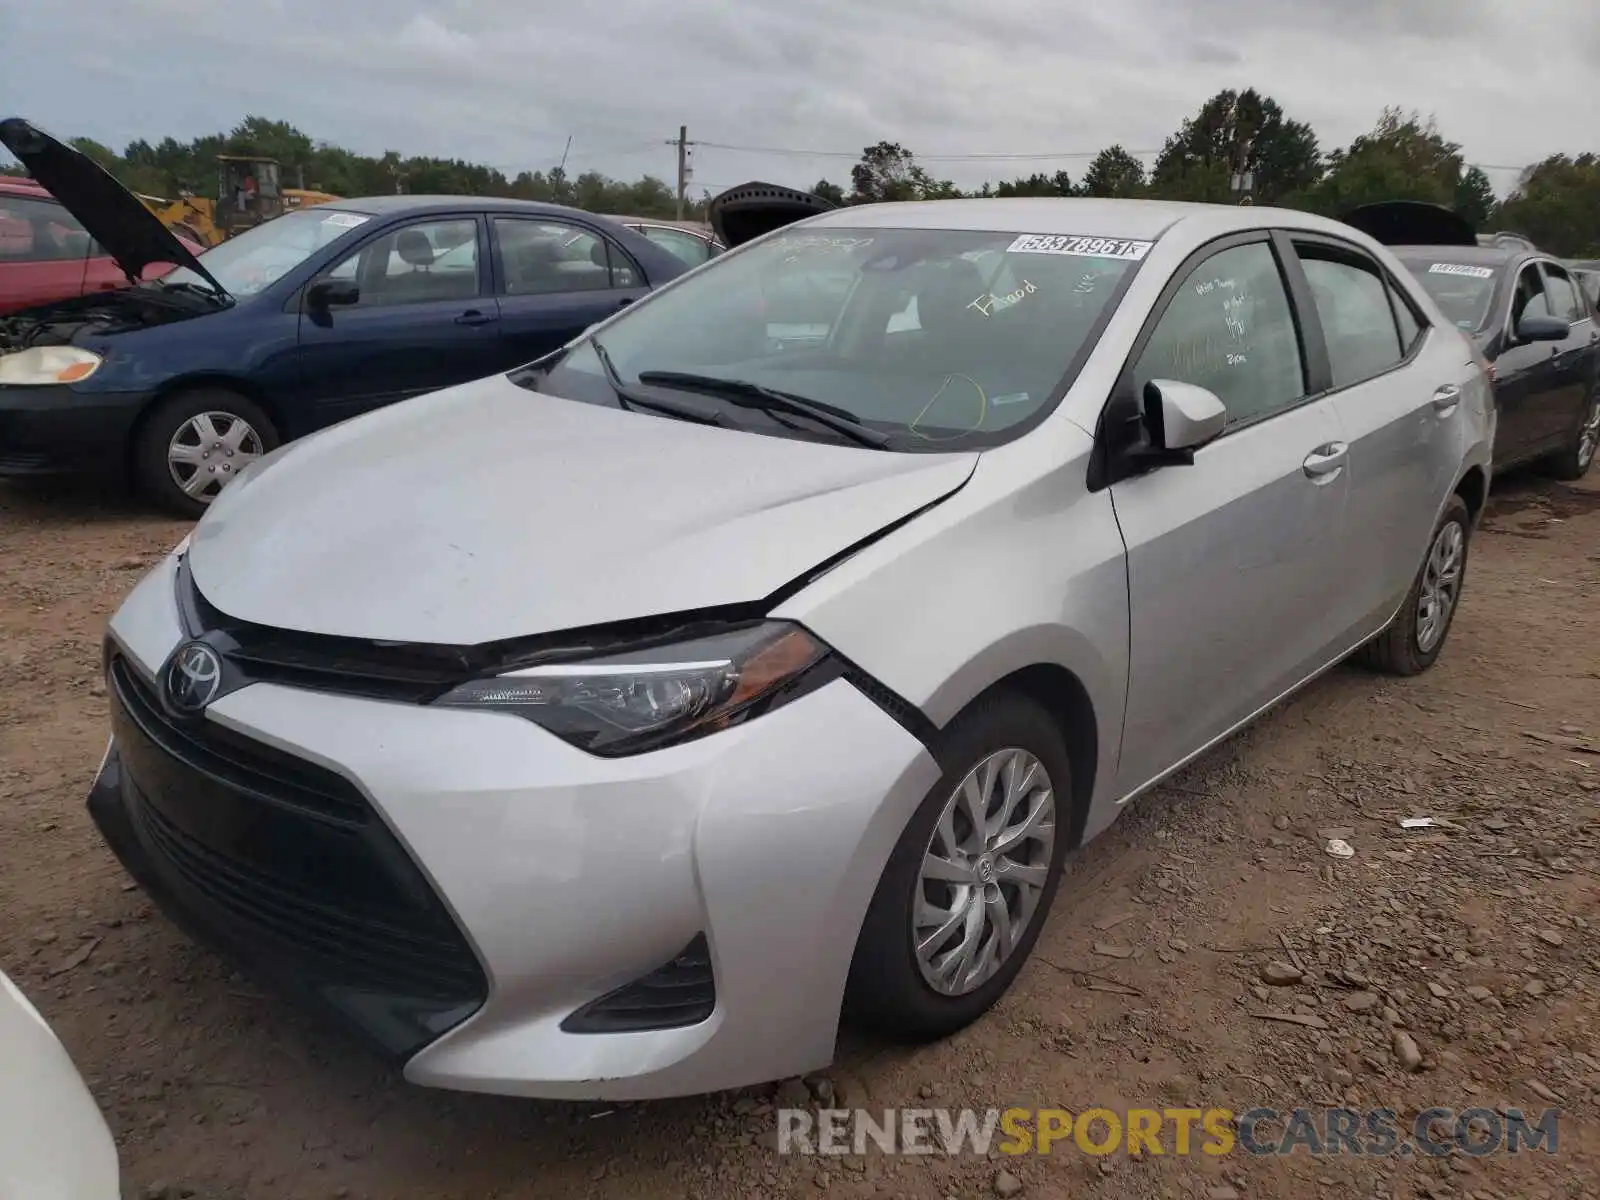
0;176;199;315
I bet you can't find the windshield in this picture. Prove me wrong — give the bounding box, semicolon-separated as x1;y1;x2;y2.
524;225;1146;448
1396;254;1502;331
157;207;372;296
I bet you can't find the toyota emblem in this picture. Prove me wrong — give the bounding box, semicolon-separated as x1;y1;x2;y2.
165;641;223;712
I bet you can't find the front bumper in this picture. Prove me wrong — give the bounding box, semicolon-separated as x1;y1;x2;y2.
0;384;147;476
93;554;940;1099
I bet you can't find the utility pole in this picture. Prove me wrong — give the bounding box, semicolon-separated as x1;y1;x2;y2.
666;125;694;220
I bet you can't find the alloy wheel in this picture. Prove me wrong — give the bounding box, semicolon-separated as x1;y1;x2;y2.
1415;519;1466;654
913;748;1056;996
167;411;263;503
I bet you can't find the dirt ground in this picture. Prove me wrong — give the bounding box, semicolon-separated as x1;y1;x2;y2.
1;470;1597;1200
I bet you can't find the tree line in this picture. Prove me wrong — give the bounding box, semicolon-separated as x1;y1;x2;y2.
4;91;1597;255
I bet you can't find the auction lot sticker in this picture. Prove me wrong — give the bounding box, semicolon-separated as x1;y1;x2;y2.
1008;234;1154;261
1427;263;1495;279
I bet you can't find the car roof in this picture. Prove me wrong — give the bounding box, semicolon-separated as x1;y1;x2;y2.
0;176;51;198
320;194;630;222
797;197;1426;246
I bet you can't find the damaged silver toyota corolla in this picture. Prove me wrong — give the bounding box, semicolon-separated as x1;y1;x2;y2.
89;183;1492;1100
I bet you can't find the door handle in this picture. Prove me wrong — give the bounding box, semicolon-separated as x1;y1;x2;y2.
1431;384;1461;413
615;297;635;310
455;310;497;326
1302;441;1348;480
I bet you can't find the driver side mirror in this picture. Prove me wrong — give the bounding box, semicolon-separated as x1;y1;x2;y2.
1516;314;1568;343
1142;379;1227;453
305;279;360;312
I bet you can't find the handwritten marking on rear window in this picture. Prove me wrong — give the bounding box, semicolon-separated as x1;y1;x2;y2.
967;279;1038;317
1007;234;1153;261
1428;263;1495;279
772;235;874;262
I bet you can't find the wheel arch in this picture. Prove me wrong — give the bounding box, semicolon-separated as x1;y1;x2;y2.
930;661;1102;852
125;373;286;475
1454;463;1488;527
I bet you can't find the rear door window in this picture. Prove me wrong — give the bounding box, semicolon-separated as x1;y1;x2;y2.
0;195;92;262
1294;241;1406;388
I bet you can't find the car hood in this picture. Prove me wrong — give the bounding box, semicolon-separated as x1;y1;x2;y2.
0;116;227;297
0;971;120;1200
1340;200;1477;248
188;374;978;644
707;181;837;248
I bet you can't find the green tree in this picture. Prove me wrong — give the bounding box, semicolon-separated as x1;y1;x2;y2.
1452;165;1498;228
811;179;846;206
1496;154;1600;256
995;170;1076;198
1150;88;1321;205
1310;108;1463;215
1080;146;1146;197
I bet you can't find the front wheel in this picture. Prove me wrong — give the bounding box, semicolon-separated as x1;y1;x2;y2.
132;389;279;519
844;694;1072;1041
1356;494;1471;676
1543;395;1600;482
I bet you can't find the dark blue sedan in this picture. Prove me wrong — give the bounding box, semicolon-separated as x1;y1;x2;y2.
0;117;688;515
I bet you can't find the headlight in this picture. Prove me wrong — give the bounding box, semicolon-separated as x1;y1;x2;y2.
0;346;103;385
434;621;834;755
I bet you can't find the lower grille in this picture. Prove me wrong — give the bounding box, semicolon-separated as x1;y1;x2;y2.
106;653;487;1059
561;935;716;1033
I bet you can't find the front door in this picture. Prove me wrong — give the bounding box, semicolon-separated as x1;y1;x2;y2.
294;214;504;429
488;216;649;369
1491;261;1565;464
1110;237;1353;795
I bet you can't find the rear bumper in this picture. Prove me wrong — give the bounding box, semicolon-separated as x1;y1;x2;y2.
0;385;146;476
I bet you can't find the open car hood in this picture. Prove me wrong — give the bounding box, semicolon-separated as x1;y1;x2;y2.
707;181;837;248
1340;200;1477;248
0;116;227;295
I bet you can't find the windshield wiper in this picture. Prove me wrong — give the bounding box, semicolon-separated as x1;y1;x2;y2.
635;370;891;448
590;340;733;428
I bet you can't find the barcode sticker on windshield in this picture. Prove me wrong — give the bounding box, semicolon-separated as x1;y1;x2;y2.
322;213;370;229
1007;234;1154;261
1428;263;1494;279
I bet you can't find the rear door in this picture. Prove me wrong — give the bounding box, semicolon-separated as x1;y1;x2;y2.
1492;261;1566;463
488;216;649;368
1287;233;1466;635
1535;261;1597;447
293;213;503;426
1109;234;1354;794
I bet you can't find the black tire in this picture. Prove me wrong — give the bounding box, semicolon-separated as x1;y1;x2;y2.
1541;395;1599;482
843;693;1073;1041
1356;495;1472;676
132;389;279;519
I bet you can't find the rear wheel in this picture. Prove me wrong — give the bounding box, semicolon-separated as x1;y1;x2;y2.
1356;495;1471;676
1542;395;1600;482
844;694;1072;1040
132;389;278;519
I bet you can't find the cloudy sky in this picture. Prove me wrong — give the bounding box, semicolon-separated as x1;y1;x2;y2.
3;0;1596;197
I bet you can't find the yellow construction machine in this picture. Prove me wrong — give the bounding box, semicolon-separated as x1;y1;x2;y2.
140;155;340;246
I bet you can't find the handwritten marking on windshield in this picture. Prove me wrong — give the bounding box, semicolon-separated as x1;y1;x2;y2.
967;279;1038;317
